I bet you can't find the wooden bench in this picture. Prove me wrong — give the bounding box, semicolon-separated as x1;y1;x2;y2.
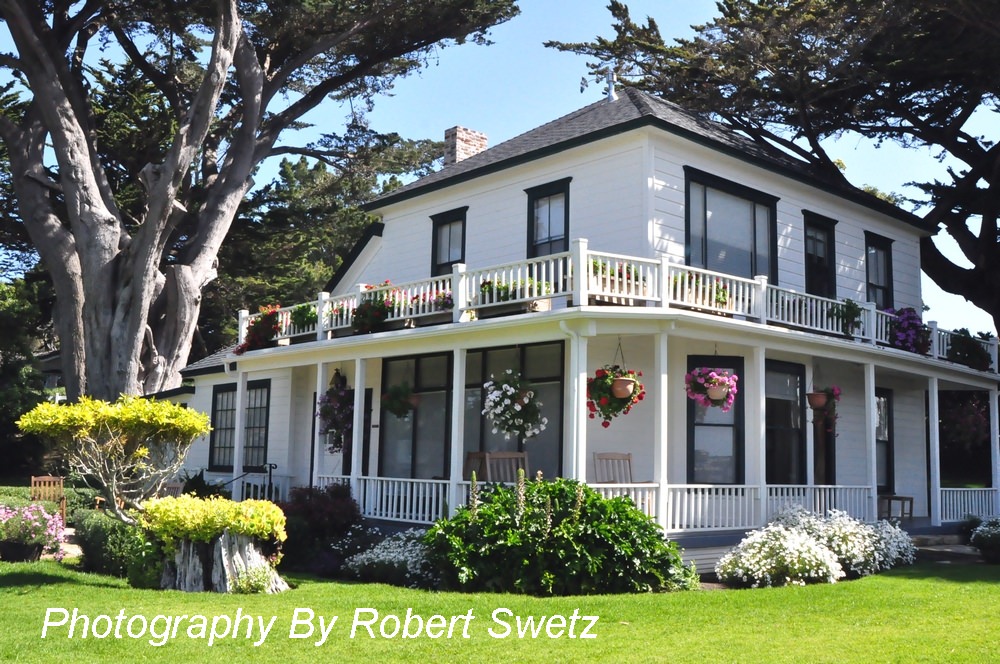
30;476;67;523
878;494;914;519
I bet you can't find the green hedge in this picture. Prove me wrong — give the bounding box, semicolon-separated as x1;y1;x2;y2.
0;485;101;523
72;509;146;577
0;495;59;515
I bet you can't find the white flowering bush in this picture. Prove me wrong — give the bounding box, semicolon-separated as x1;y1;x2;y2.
970;517;1000;564
342;528;438;589
482;370;548;441
717;506;916;587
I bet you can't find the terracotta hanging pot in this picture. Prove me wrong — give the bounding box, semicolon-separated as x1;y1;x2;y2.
807;392;828;410
611;377;636;398
706;384;730;401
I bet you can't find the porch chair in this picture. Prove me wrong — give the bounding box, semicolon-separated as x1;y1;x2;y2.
483;451;528;482
30;475;67;524
593;452;633;484
159;481;185;497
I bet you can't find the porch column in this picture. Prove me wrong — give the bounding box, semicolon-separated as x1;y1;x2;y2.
752;344;767;526
928;377;941;526
311;361;329;487
991;387;1000;516
350;358;367;500
231;370;248;501
864;363;877;521
448;348;467;516
560;320;592;481
804;365;815;486
653;329;669;529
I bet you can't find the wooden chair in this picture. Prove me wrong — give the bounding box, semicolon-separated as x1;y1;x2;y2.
160;481;185;497
593;452;634;483
483;451;528;482
30;476;67;523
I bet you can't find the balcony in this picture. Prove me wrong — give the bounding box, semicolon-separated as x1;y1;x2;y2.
237;239;997;373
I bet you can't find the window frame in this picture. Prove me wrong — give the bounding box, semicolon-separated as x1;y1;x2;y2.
430;206;468;276
864;231;894;309
525;177;571;258
684;167;778;281
209;379;271;473
803;210;838;299
208;383;237;472
876;388;894;494
764;360;807;485
686;354;746;484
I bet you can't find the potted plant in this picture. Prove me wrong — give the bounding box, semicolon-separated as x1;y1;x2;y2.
586;365;646;428
352;281;400;334
684;367;739;412
234;304;282;354
290;303;318;331
828;298;864;338
0;503;65;562
946;328;994;371
317;369;353;453
885;307;931;355
807;384;841;428
382;383;418;419
482;370;548;441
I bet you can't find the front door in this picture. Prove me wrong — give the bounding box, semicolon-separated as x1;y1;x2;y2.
765;361;806;484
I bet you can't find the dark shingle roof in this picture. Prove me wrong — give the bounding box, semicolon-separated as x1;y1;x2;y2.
366;88;925;229
181;345;233;377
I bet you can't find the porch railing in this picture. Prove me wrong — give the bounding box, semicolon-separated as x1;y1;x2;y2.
316;474;351;489
241;473;294;503
940;488;999;522
663;485;761;532
355;476;449;524
237;241;998;374
590;483;658;519
767;485;872;522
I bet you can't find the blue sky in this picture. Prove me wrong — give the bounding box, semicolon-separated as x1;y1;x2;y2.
326;0;993;334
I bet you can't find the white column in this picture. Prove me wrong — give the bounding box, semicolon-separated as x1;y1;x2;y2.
350;358;367;499
752;345;767;526
990;388;1000;516
312;362;329;487
573;335;590;481
864;363;878;521
448;348;467;516
570;238;589;307
928;376;941;525
653;330;669;529
804;365;815;486
231;370;248;501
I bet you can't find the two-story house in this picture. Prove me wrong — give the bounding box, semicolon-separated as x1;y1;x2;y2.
177;87;1000;551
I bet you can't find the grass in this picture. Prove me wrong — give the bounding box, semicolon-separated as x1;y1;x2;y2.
2;560;999;663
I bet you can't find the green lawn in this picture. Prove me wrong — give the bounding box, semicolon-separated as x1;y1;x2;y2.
2;560;999;663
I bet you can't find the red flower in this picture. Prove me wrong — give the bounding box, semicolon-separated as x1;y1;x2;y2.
601;421;610;428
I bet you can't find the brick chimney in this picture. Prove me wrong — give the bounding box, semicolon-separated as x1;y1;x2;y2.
443;126;488;166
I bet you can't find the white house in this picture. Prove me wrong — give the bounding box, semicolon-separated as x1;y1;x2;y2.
176;88;1000;547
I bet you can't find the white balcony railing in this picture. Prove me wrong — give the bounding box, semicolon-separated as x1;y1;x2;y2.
237;239;998;373
940;488;999;522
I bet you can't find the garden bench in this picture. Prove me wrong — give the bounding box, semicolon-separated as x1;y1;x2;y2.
30;475;66;523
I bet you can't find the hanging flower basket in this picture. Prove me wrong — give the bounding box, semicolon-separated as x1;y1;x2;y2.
810;385;841;425
587;365;645;428
806;392;828;410
684;368;738;412
482;370;548;440
317;370;352;453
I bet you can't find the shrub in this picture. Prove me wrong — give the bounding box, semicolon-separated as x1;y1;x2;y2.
73;509;145;577
342;528;437;589
232;564;277;594
140;495;287;554
277;484;361;569
958;515;983;544
126;535;166;589
946;329;993;371
306;523;385;578
180;470;231;499
0;494;59;516
970;518;1000;563
424;474;698;595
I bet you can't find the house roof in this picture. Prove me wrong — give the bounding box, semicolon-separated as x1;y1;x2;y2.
365;88;926;230
180;345;233;377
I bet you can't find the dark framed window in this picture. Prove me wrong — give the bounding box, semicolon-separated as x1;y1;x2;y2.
876;388;894;494
687;355;745;484
685;167;778;281
209;380;270;472
431;207;467;276
765;361;806;485
865;232;894;309
803;211;837;298
526;178;571;258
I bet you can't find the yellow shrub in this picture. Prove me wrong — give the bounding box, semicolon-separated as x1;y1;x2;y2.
141;495;286;551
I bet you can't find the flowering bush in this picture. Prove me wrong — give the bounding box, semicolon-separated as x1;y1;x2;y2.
684;367;738;412
718;507;916;587
342;528;438;589
586;365;645;427
482;370;548;441
234;304;281;354
0;503;66;561
971;517;1000;563
317;373;352;453
885;307;931;355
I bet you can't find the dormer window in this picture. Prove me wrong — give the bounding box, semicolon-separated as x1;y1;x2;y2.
526;178;571;258
431;207;467;276
685;167;777;281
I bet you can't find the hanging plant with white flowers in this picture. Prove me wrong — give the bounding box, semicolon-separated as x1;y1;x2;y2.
482;370;548;441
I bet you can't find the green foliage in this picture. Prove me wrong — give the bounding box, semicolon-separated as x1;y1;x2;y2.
72;510;145;577
126;535;166;589
180;469;232;499
828;298;864;336
139;495;287;554
0;495;58;516
290;304;318;329
231;564;275;594
970;518;1000;564
946;329;993;371
277;484;361;569
425;475;698;595
0;281;46;474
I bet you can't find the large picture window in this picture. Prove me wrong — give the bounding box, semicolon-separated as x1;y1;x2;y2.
687;355;745;484
526;178;571;258
431;207;467;276
685;167;777;280
209;380;270;472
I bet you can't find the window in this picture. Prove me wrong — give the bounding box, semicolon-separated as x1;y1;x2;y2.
765;362;805;485
876;389;894;494
865;232;894;309
803;211;837;298
209;380;271;471
687;355;745;484
686;167;777;280
526;178;571;258
431;207;467;276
